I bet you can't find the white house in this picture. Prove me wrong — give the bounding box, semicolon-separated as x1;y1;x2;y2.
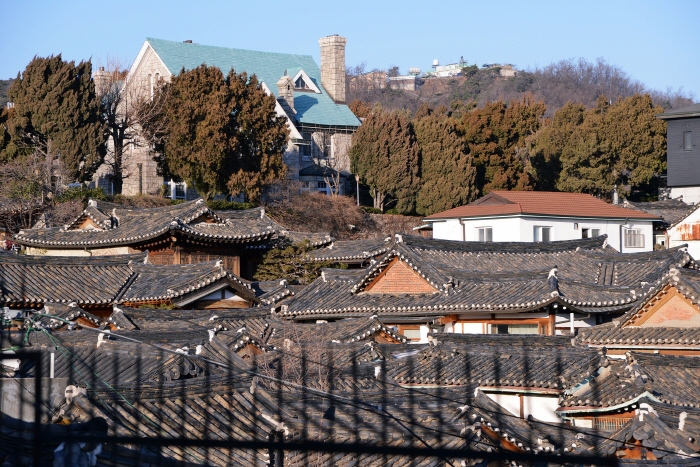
421;191;659;253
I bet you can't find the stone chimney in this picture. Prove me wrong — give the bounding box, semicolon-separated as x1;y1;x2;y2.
319;34;347;104
276;70;295;115
93;66;110;97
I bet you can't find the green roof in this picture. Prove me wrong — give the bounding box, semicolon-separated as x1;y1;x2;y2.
146;38;360;128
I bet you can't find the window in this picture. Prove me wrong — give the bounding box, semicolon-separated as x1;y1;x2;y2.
624;229;645;248
299;132;311;158
684;131;692;151
166;180;187;200
398;325;422;342
593;417;632;431
476;227;492;242
534;226;552;242
295;77;309;90
490;324;539;335
582;228;600;239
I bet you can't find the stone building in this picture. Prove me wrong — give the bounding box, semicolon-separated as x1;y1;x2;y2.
91;35;361;199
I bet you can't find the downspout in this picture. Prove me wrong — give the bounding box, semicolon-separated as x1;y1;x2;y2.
459;219;466;241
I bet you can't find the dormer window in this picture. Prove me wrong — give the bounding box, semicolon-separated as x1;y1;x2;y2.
295;77;309;90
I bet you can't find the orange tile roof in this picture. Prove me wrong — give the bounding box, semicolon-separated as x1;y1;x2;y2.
426;191;660;220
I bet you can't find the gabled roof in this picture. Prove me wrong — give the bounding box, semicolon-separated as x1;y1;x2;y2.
0;253;267;308
624;197;699;228
13;199;332;249
426;191;660;221
576;267;700;348
657;102;700;120
307;237;392;263
144;37;361;128
281;234;692;319
560;352;700;411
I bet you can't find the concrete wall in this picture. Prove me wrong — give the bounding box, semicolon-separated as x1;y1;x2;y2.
432;216;654;252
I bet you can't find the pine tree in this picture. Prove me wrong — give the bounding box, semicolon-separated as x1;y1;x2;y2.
7;55;105;183
459;95;545;195
253;240;343;285
349;109;420;213
156;65;288;201
414;113;476;215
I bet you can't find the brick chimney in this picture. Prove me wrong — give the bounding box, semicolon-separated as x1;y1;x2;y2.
319;35;347;104
93;66;110;97
276;70;295;115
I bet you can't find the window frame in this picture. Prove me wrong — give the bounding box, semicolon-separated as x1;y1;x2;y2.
683;131;692;151
476;227;493;242
624;228;645;248
534;226;552;242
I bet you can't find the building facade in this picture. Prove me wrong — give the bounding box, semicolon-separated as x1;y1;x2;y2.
91;36;361;199
657;103;700;204
422;191;659;253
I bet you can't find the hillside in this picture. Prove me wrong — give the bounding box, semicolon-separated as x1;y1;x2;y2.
347;58;696;116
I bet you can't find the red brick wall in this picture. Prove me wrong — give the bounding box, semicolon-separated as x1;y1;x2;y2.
365;260;436;294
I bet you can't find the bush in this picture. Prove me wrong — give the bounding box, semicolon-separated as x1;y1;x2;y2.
361;206;383;214
55;187;108;203
207;199;257;211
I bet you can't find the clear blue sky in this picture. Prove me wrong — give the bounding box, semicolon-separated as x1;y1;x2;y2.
2;0;698;99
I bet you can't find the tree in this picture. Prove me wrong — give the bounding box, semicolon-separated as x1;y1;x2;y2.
414;113;476;215
95;59;168;194
554;94;666;199
308;130;346;196
154;65;288;201
349;109;420;213
253;240;342;285
458;95;545;195
6;55;105;184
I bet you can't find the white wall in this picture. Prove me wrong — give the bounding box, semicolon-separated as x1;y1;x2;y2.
669;206;700;259
432;216;654;252
670;187;700;205
483;391;562;423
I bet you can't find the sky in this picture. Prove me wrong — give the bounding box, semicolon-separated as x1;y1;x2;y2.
1;0;698;100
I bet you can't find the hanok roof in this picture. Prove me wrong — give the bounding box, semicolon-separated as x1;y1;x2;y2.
425;190;660;221
576;267;700;349
388;335;603;391
0;253;265;308
144;37;361;128
657;102;700;120
281;234;691;319
308;237;392;264
560;352;700;411
13;199;332;249
624;198;696;228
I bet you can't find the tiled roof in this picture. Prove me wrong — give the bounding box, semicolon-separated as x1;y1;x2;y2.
388;336;603;390
281;234;691;319
624;198;697;228
0;253;270;308
560;352;700;410
426;190;660;220
576;267;700;348
146;37;361;128
657;102;700;119
13;199;332;249
308;237;392;263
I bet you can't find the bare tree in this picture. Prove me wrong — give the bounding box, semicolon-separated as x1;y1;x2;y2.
95;58;169;194
308;130;348;196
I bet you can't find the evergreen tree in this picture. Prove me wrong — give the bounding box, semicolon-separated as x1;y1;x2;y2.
349;109;420;213
459;95;545;195
7;55;105;183
253;240;343;285
414;113;476;215
156;65;288;201
553;94;666;199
